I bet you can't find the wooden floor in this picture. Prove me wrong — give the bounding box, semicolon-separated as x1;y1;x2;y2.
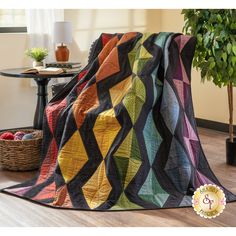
0;128;236;227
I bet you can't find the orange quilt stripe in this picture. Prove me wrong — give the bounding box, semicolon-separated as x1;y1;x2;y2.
98;35;119;65
73;83;99;129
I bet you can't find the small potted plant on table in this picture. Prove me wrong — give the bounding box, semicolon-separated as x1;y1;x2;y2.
25;47;48;67
182;9;236;165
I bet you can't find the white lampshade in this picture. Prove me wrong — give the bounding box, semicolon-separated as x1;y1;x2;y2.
53;21;72;44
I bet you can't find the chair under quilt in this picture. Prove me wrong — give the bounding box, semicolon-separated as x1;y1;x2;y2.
2;32;236;210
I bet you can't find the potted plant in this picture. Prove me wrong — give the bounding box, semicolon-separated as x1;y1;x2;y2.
25;48;49;67
182;9;236;165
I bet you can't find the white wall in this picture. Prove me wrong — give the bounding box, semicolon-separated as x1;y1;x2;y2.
65;9;161;65
0;33;37;129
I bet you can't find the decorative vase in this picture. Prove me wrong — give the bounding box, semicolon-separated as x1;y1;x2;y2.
33;61;43;68
226;138;236;166
55;45;69;62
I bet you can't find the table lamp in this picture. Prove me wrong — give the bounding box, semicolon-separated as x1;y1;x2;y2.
53;21;72;62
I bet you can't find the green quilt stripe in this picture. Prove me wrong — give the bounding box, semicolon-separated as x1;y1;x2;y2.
111;192;143;210
138;169;169;207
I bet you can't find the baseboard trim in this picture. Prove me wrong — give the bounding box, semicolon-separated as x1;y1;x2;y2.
0;120;233;134
0;126;33;132
196;118;234;134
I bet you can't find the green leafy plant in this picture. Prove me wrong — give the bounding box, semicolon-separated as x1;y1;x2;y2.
25;48;48;62
182;9;236;142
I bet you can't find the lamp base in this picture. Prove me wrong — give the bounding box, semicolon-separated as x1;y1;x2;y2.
55;45;69;62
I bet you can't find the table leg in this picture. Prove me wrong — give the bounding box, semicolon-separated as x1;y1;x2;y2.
33;78;50;130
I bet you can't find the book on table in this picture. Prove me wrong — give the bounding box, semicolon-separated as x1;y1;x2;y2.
45;62;81;69
21;67;64;75
63;68;81;73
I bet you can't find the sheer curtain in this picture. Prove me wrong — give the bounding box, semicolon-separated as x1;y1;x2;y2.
26;9;64;61
26;9;64;85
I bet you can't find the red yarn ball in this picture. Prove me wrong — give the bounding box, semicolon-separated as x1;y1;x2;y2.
0;132;14;140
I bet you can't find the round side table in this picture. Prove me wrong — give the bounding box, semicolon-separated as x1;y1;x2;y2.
0;68;80;129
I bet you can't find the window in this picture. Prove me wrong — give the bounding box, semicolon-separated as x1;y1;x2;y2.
0;9;27;33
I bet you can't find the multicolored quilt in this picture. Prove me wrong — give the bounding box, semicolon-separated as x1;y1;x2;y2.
2;32;236;210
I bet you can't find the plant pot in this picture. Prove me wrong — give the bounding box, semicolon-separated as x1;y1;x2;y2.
33;61;43;67
226;138;236;166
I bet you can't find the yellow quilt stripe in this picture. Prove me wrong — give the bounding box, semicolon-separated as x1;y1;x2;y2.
109;75;132;107
58;131;88;183
82;161;112;209
93;108;121;158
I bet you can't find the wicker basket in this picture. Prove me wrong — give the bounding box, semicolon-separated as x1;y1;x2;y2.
0;129;42;171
